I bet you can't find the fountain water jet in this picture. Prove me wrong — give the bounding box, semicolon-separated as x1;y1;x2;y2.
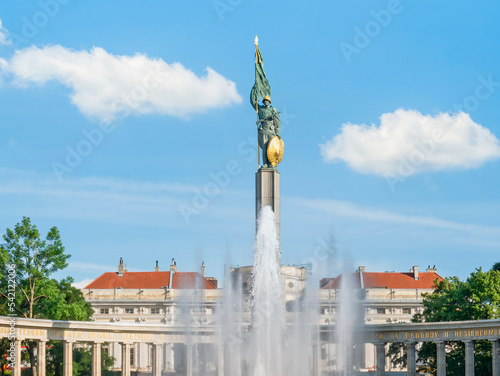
248;205;285;376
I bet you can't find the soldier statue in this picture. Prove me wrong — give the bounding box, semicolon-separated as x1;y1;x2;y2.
251;95;281;168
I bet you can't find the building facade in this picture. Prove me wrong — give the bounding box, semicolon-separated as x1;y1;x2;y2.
83;260;443;374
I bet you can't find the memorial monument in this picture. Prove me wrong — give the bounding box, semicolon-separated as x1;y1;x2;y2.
3;38;500;376
251;36;284;262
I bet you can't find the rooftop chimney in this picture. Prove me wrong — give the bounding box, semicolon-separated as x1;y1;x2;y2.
155;260;159;272
201;261;205;277
118;257;124;276
412;265;419;280
357;266;365;289
169;258;177;288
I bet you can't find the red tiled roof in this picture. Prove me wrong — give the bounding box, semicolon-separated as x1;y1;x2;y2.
84;272;171;289
322;272;443;290
172;272;216;289
83;271;217;290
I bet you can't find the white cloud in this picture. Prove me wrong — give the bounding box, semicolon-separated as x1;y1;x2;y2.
0;19;10;46
5;45;242;122
320;109;500;177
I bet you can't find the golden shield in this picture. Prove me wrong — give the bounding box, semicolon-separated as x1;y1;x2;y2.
267;136;285;167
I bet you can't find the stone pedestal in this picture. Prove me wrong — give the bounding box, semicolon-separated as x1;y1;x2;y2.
255;168;280;262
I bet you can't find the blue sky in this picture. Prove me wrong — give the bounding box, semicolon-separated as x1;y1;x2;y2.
1;0;500;287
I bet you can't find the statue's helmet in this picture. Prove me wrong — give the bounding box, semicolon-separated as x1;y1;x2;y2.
263;96;271;103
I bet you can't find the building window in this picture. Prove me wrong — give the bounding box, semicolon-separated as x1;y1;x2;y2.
130;347;134;366
100;308;109;314
403;308;412;314
151;308;160;314
125;308;134;314
376;308;386;315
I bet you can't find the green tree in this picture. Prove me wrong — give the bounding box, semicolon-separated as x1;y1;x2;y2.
0;217;69;319
389;267;500;375
0;217;110;376
0;217;70;376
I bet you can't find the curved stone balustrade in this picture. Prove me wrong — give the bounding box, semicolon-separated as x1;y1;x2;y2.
2;316;500;376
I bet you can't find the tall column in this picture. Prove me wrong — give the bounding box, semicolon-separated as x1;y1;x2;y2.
112;342;122;370
13;339;22;376
152;343;162;376
121;343;131;376
375;343;385;376
92;342;102;376
217;344;224;376
186;344;193;376
63;340;74;376
312;345;321;376
255;168;281;261
464;340;475;376
492;340;500;376
436;341;446;376
406;342;416;376
37;340;47;376
163;343;174;372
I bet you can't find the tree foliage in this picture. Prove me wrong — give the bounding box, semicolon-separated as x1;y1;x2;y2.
0;217;69;319
389;267;500;375
0;217;109;376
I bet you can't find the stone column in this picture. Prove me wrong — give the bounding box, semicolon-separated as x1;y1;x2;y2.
121;343;131;376
186;344;193;376
464;340;475;376
375;343;385;376
37;340;47;376
92;342;102;376
436;341;446;376
492;340;500;376
63;340;74;376
312;345;321;376
217;344;224;376
406;342;416;376
13;339;22;376
152;343;162;376
255;168;281;261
